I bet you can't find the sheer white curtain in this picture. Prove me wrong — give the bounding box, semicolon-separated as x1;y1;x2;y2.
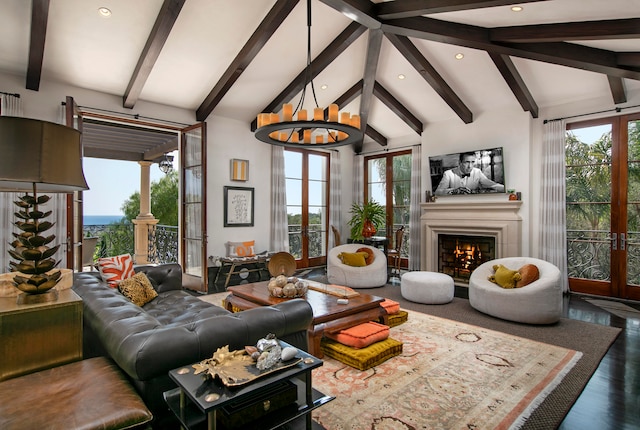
540;119;569;292
352;154;364;205
270;146;289;252
0;95;24;271
328;151;341;248
409;145;422;270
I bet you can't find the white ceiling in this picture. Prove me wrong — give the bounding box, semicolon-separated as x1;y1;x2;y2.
1;0;639;151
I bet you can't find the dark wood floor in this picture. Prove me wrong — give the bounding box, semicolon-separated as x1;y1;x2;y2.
556;294;640;430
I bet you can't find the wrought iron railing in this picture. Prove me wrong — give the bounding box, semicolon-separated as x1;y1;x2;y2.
567;229;640;285
83;224;178;264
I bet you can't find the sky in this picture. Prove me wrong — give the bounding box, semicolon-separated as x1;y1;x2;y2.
82;156;171;216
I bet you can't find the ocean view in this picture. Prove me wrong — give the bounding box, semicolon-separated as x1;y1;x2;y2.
84;215;125;225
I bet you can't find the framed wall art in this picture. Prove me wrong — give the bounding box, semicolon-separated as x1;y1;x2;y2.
224;186;254;227
230;158;249;181
428;147;505;196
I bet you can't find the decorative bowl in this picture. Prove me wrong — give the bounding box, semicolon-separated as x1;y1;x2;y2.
267;275;307;298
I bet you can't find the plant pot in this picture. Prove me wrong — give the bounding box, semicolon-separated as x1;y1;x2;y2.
362;219;377;238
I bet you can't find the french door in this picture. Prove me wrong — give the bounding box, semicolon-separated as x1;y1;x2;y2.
180;122;207;292
364;150;411;268
566;113;640;300
284;149;329;268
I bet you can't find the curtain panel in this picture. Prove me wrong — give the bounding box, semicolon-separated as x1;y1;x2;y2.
328;151;341;248
540;119;569;292
409;145;422;270
270;146;289;252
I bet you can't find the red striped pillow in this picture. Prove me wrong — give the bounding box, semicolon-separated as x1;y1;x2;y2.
98;254;134;288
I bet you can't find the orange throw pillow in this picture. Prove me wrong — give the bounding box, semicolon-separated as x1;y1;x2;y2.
380;298;400;315
516;264;540;288
356;247;375;265
326;321;389;349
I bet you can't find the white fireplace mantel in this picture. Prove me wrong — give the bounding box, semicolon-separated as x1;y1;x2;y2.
420;200;523;273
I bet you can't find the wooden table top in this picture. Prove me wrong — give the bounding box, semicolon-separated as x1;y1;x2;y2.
227;281;385;324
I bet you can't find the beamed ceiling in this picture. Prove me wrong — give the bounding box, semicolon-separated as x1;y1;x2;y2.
1;0;639;158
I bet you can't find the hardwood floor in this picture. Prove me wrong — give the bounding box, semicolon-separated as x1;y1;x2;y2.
557;294;640;430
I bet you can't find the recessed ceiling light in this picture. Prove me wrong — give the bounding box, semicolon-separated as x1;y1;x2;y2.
455;53;464;60
320;84;328;90
398;74;406;80
511;6;523;12
98;7;112;17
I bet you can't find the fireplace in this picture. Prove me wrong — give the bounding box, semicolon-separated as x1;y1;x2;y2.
421;201;522;285
438;234;495;283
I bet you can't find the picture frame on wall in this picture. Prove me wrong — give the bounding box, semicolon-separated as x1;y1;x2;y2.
224;186;254;227
230;158;249;181
428;147;505;196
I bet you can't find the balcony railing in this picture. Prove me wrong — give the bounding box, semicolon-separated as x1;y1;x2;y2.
83;224;178;265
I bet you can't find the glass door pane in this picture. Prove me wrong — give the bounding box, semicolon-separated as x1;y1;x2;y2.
285;151;302;259
308;154;327;260
627;119;640;289
566;124;612;284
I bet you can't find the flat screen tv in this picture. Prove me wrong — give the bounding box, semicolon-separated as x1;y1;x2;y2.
429;147;505;196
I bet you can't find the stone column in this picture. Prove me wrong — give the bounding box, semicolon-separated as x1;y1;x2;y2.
133;161;159;264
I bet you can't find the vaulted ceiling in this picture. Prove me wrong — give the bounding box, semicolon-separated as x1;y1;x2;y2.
1;0;639;157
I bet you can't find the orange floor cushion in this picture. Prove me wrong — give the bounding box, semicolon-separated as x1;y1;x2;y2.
325;321;389;349
380;298;400;315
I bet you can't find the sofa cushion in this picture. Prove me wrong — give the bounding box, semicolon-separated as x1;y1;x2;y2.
227;240;256;257
356;247;375;265
326;321;389;349
118;272;158;306
98;254;134;288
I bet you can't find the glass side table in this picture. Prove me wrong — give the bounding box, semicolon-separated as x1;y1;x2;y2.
164;341;333;430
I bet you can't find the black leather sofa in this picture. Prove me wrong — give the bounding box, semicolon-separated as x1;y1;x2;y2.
73;263;313;422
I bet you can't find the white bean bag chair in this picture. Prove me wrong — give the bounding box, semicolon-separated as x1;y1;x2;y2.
326;244;387;289
469;257;563;324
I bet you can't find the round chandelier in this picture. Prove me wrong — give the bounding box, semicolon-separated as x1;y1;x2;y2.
254;0;363;149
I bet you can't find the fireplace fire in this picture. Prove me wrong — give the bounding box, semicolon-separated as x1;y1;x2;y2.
438;234;495;283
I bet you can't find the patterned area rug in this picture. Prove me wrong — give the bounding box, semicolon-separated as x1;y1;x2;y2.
311;310;582;430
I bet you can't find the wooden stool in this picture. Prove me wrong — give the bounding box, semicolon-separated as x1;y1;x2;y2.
0;357;152;430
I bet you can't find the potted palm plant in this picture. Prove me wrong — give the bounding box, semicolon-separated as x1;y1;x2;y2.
348;200;386;240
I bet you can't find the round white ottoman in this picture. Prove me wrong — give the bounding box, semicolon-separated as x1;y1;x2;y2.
400;271;454;304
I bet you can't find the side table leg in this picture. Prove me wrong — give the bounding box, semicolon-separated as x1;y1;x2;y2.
207;409;217;430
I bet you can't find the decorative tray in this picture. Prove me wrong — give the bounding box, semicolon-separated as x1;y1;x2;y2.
193;346;302;387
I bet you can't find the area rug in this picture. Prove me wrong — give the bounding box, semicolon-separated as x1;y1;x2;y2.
311;309;581;430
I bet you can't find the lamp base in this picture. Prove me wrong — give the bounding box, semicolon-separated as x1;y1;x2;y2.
16;289;59;305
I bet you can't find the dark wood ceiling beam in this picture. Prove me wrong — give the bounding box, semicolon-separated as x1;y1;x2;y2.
26;0;49;91
251;21;366;130
376;0;546;19
319;0;380;29
356;28;384;152
123;0;186;109
364;124;387;149
381;17;640;81
373;82;423;134
617;53;640;68
490;18;640;42
385;33;473;124
607;76;627;104
332;80;363;107
196;0;299;121
488;52;538;118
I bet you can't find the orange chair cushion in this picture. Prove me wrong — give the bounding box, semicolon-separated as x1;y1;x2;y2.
326;321;389;349
356;247;375;265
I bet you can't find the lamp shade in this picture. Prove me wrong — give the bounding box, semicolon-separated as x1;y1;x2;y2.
0;116;88;192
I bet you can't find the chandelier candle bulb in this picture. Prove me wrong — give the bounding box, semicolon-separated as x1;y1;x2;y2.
270;113;279;125
314;108;324;121
298;109;307;121
340;112;350;124
303;130;311;143
283;104;293;121
328;104;339;122
351;115;361;129
316;135;323;144
290;133;299;143
279;132;288;142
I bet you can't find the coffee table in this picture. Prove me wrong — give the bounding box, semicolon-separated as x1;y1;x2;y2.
225;281;386;358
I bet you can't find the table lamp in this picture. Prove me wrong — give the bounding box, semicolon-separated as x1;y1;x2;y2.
0;116;88;304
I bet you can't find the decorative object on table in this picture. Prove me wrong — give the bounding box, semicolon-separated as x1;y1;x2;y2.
223;186;254;227
254;0;363;149
192;335;301;387
267;274;307;298
268;251;296;277
508;188;519;200
230;158;249;181
0;117;88;304
347;200;386;240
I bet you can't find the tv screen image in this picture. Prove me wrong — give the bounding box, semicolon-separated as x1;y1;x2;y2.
429;147;505;196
